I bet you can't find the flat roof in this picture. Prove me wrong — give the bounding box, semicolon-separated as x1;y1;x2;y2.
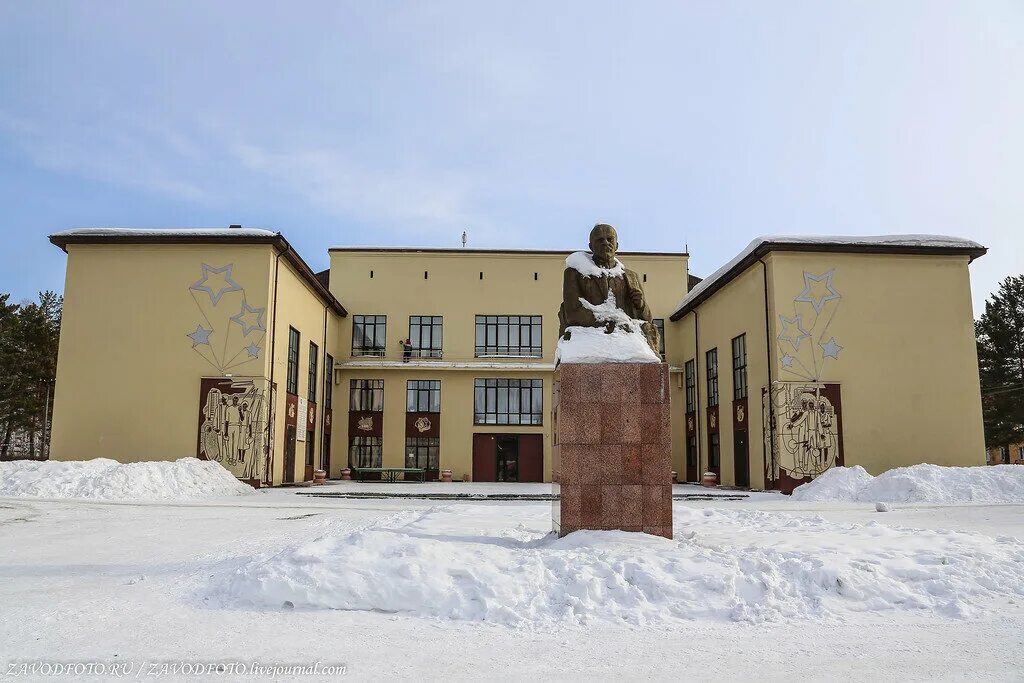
329;246;687;257
48;227;347;316
670;234;987;320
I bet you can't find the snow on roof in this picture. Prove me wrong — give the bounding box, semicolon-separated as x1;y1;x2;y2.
565;251;625;278
49;227;279;239
672;234;986;319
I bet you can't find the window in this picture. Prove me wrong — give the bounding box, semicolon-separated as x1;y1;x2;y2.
474;378;544;425
405;437;439;470
686;434;697;466
1002;446;1010;464
324;354;334;409
286;327;300;395
706;348;719;407
349;379;384;412
709;433;720;468
308;341;318;403
684;359;696;413
731;334;747;400
475;315;542;357
349;436;382;468
352;315;386;356
653;319;666;359
407;380;441;413
409;316;443;358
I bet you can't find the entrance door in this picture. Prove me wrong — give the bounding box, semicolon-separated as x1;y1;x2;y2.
685;434;698;483
283;425;296;483
734;429;749;488
496;435;519;482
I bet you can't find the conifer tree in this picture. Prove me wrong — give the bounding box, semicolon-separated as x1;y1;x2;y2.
976;275;1024;450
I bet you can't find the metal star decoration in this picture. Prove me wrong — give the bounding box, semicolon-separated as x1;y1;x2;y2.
230;301;266;336
190;263;242;306
244;342;260;358
794;270;841;314
820;337;843;360
780;354;795;368
778;314;811;350
187;325;212;347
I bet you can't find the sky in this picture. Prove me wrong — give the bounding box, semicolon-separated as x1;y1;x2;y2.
1;1;1021;313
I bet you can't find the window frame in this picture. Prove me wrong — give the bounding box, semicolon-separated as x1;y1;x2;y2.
474;315;543;357
351;315;387;357
406;380;441;413
324;354;334;409
286;327;300;395
308;341;318;404
349;436;382;468
473;378;544;425
706;347;719;408
405;436;440;470
684;359;696;413
653;318;666;360
731;334;747;401
349;379;384;412
409;316;443;358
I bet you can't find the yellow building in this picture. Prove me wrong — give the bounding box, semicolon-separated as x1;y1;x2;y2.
46;228;988;490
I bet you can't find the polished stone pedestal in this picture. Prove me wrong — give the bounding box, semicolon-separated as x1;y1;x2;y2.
552;362;673;539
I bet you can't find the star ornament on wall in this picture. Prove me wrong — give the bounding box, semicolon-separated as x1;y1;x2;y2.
244;342;260;358
778;314;811;350
187;325;212;347
794;270;841;314
780;354;795;368
190;263;243;306
230;301;266;336
820;337;843;360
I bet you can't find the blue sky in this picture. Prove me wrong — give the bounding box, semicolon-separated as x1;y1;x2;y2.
1;1;1021;312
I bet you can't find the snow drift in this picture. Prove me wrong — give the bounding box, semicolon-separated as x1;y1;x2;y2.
0;457;254;501
791;464;1024;504
211;505;1024;626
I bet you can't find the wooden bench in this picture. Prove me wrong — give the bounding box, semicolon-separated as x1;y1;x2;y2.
353;467;426;483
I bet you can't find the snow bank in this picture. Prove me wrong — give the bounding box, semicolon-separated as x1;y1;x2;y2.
791;464;1024;504
556;290;660;364
0;458;255;501
212;505;1024;626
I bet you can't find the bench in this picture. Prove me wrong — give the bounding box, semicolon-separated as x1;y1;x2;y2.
353;467;426;483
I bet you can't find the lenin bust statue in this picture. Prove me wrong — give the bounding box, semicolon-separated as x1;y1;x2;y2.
558;223;660;356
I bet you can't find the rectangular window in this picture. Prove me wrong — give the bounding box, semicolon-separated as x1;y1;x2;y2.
308;341;318;403
473;378;544;425
475;315;542;357
286;327;300;395
1002;446;1010;464
653;318;666;359
709;432;720;468
731;334;747;400
349;436;382;468
684;359;696;413
406;380;441;413
351;315;386;356
706;348;719;407
324;354;334;409
405;437;440;470
409;316;443;358
349;379;384;412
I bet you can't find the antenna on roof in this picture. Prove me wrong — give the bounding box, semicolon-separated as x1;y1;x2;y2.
461;230;467;248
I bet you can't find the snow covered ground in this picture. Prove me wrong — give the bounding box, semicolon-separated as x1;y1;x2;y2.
2;484;1024;681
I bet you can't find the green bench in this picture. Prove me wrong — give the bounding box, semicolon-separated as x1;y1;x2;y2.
353;467;426;483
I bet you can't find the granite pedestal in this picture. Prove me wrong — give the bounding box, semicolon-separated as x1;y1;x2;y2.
552;362;673;539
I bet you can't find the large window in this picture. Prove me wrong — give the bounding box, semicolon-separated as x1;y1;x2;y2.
286;327;300;395
406;380;441;413
474;378;544;425
706;348;719;407
731;334;747;400
308;341;318;403
349;436;382;468
475;315;542;357
684;359;696;413
405;437;439;470
324;354;334;409
653;319;666;359
352;315;386;357
409;316;443;358
349;379;384;412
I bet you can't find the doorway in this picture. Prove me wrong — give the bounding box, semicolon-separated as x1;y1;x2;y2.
734;429;749;488
496;435;519;482
283;425;296;483
472;433;543;482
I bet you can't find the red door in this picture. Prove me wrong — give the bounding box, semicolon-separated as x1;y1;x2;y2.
472;434;497;482
517;434;544;483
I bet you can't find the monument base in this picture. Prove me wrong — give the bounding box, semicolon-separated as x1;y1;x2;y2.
552;362;673;539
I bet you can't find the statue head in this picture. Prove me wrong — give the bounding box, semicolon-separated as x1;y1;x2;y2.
589;223;618;268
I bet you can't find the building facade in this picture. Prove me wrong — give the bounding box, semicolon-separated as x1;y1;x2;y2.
987;444;1024;465
46;228;988;490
